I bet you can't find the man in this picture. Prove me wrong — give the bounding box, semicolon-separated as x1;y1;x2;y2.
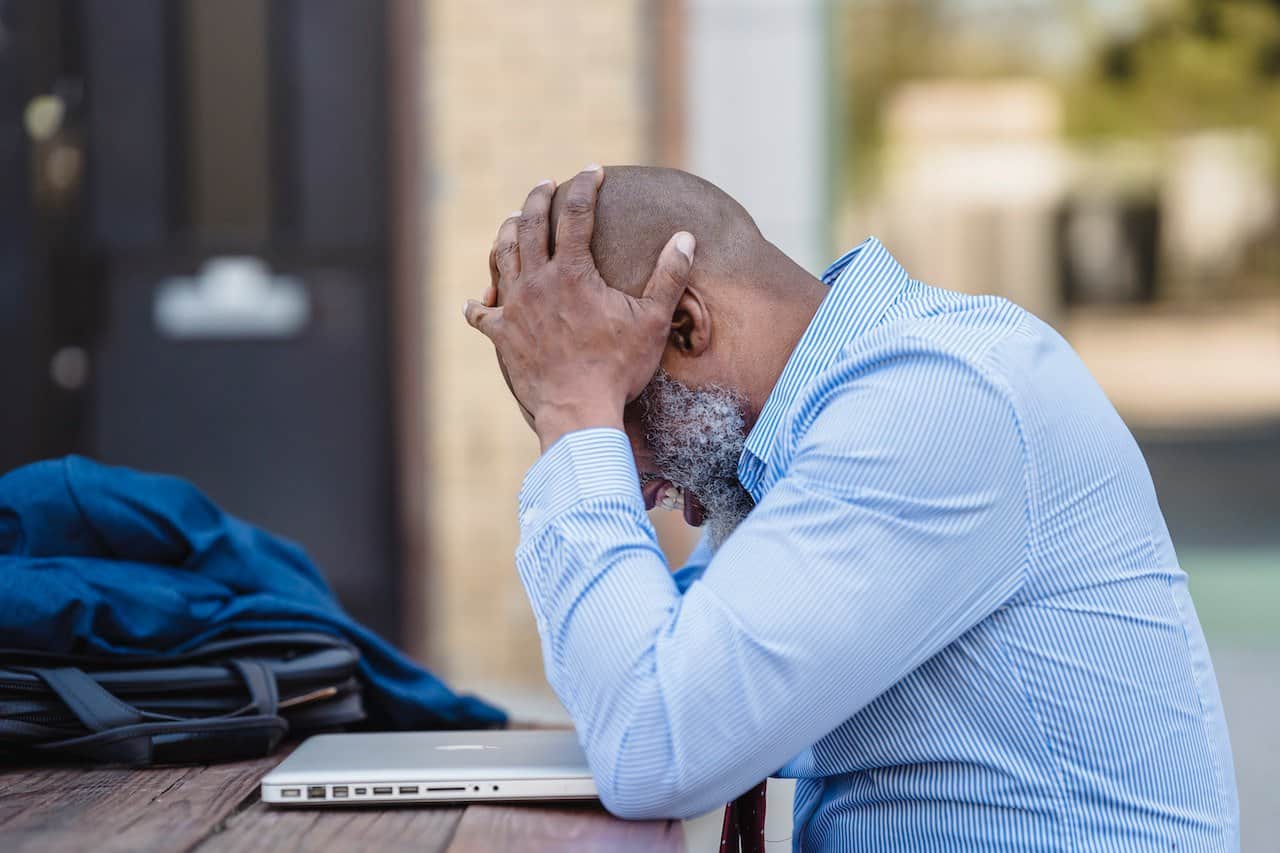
464;165;1239;851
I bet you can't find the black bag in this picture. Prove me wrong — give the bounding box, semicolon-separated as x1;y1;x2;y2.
0;632;365;766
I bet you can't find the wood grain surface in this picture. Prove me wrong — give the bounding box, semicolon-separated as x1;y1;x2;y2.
0;754;282;853
0;751;686;852
198;801;465;853
446;802;684;853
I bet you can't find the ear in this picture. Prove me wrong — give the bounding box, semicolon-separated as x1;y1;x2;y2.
668;287;711;358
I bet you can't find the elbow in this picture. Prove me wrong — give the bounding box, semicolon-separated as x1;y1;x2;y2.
596;788;655;822
577;667;726;820
597;778;707;822
592;757;717;821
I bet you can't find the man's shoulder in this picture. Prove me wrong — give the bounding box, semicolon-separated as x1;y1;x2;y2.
754;286;1070;489
879;284;1034;361
773;303;1032;460
799;287;1033;410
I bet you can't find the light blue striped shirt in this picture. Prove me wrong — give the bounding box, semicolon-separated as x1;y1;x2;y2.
515;238;1239;851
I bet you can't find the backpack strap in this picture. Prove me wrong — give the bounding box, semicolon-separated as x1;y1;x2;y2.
29;667;145;731
27;666;150;762
228;659;279;717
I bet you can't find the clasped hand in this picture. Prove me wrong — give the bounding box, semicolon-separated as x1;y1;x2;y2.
464;166;695;451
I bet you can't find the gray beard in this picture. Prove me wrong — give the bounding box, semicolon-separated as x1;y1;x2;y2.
635;370;756;549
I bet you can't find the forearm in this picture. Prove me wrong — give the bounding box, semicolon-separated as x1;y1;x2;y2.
517;430;773;818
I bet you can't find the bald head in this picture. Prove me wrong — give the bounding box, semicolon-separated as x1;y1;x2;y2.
548;166;768;296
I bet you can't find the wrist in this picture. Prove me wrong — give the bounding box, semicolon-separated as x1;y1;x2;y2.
533;401;625;452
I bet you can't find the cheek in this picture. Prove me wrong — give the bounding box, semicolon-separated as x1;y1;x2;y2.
658;353;724;395
657;346;694;378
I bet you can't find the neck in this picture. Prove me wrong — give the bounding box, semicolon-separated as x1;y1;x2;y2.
739;253;828;432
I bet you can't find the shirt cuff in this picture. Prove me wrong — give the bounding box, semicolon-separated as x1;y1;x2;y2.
518;428;644;533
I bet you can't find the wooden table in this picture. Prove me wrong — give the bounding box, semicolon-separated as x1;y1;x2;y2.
0;748;685;852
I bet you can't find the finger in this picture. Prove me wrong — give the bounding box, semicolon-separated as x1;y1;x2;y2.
463;299;502;338
641;231;696;313
488;237;500;294
482;284;498;308
553;164;604;269
518;179;555;269
493;212;522;288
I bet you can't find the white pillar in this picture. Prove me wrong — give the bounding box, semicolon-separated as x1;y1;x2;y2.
684;0;831;274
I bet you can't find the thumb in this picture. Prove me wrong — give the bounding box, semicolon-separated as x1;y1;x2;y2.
463;299;502;338
641;231;695;311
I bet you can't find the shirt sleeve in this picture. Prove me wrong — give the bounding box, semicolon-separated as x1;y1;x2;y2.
515;353;1030;820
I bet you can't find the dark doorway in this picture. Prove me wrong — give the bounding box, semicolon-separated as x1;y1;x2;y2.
0;0;403;642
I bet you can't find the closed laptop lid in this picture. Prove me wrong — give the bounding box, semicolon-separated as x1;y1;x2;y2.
262;729;592;785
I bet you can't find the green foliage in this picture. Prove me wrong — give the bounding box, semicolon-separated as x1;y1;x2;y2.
836;0;1280;189
1063;0;1280;149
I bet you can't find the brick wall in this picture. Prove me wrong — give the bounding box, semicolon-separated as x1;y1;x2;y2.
417;0;657;696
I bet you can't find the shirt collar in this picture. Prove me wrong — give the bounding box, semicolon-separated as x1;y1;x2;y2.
737;236;913;496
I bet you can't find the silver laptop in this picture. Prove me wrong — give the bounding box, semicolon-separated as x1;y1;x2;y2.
261;729;597;805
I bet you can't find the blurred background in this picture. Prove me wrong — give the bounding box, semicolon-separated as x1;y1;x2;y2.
0;0;1275;847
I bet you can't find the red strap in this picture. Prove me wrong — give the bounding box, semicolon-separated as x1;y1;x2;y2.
719;780;767;853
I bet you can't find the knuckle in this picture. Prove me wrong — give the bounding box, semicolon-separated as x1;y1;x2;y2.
494;240;519;260
564;194;594;216
564;255;596;278
518;211;545;231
